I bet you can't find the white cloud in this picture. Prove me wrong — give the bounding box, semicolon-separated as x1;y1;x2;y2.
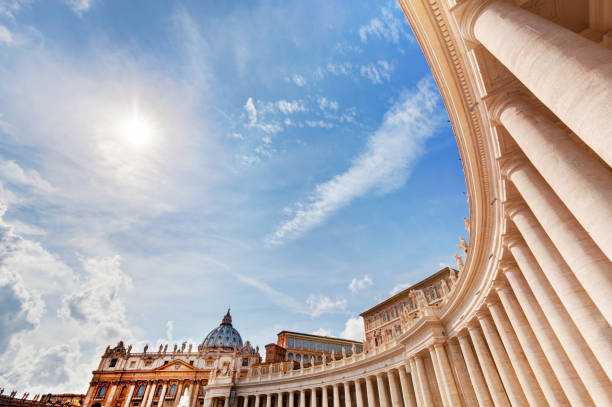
340;316;365;341
327;62;353;77
245;97;258;126
231;132;244;140
318;97;339;111
267;78;442;245
277;100;306;114
64;0;93;14
312;328;332;337
349;275;373;293
0;24;13;45
361;60;394;84
292;74;306;87
166;320;174;341
306;294;347;317
0;159;54;194
306;120;334;129
389;283;411;296
359;6;411;44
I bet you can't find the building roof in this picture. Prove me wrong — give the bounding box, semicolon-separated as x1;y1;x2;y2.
201;309;244;349
277;331;362;345
359;267;456;316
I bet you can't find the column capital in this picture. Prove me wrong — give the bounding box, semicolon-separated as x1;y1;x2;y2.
475;309;492;322
457;329;470;339
497;151;526;180
467;320;481;332
498;259;516;273
454;0;495;44
502;200;528;219
502;232;523;250
492;277;511;293
485;294;502;309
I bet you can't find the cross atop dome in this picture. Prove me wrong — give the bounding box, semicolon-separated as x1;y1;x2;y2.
221;308;232;325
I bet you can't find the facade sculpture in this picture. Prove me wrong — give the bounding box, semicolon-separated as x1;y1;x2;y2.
58;1;612;406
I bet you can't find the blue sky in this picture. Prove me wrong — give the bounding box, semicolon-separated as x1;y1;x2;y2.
0;0;467;392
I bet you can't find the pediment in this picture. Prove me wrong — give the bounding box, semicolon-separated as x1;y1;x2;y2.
155;359;197;371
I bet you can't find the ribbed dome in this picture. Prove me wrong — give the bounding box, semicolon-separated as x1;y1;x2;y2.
201;309;243;349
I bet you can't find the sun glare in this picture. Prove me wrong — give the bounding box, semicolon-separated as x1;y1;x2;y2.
117;113;155;149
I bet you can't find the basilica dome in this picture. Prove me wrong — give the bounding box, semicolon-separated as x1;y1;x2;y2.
202;309;243;349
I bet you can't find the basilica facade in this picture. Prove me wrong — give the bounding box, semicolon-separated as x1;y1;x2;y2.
81;0;612;405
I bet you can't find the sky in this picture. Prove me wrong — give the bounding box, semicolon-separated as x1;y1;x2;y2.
0;0;468;393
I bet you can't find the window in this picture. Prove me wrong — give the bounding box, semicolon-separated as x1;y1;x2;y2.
132;402;139;406
109;358;118;367
316;342;322;351
253;369;258;376
130;361;136;368
304;354;309;362
242;358;249;366
206;360;213;367
270;366;275;373
287;353;294;361
137;385;145;398
395;326;402;336
382;312;388;322
262;367;266;374
287;337;295;348
156;386;162;397
189;360;194;365
295;354;301;362
409;300;416;309
323;343;329;352
169;384;177;396
391;308;397;318
317;356;322;362
202;388;206;395
97;386;107;399
429;289;437;300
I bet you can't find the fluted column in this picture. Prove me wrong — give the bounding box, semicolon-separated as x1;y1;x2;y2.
398;366;418;407
457;332;494;407
310;389;316;407
254;394;261;407
343;383;352;407
158;384;168;407
434;343;463;406
266;394;272;407
506;201;612;378
223;397;230;407
387;370;402;407
463;0;612;164
486;295;549;406
414;356;435;407
143;382;155;407
477;311;528;406
289;392;294;407
501;155;612;323
505;234;612;405
376;373;390;407
428;346;449;406
122;385;135;407
447;339;478;406
243;396;249;407
467;324;510;407
354;381;364;407
501;265;593;406
319;387;327;407
277;393;283;407
365;377;377;407
299;391;305;407
332;384;340;407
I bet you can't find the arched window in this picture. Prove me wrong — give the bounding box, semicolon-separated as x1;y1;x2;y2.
429;289;437;300
287;353;293;361
295;354;301;362
169;384;177;396
97;386;106;399
317;356;322;363
156;385;162;397
137;385;145;398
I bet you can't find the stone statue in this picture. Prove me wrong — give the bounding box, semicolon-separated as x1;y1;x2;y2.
351;344;356;355
181;342;186;352
163;344;168;353
440;279;450;296
310;355;315;366
341;347;346;358
300;357;304;369
159;344;163;353
458;236;468;253
173;344;178;352
188;343;192;353
143;345;148;354
463;217;471;234
455;253;464;271
331;349;335;360
449;268;458;285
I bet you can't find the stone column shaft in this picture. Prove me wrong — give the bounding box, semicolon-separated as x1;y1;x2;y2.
289;392;294;407
365;377;377;407
428;346;449;406
398;366;418;407
343;383;352;407
507;237;612;405
457;334;494;407
332;384;340;407
508;203;612;378
106;384;119;407
254;394;261;407
467;326;510;407
310;389;316;407
266;394;272;407
158;384;168;407
408;358;424;407
447;340;478;407
277;393;283;407
487;298;549;406
502;267;594;406
299;390;305;407
224;397;230;407
321;387;328;407
414;356;435;407
477;312;528;406
123;385;135;407
387;370;402;407
243;395;249;407
354;381;364;407
434;343;463;407
472;0;612;165
505;160;612;324
376;373;390;407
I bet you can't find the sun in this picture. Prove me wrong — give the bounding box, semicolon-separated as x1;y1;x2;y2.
117;113;155;149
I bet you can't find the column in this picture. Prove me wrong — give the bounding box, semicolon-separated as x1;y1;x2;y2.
288;392;294;407
342;383;352;407
398;365;417;407
465;0;612;165
502;265;593;406
243;395;249;407
321;387;328;407
447;340;478;407
476;312;528;406
408;359;424;407
266;394;272;407
310;389;316;407
354;381;364;407
456;333;494;407
467;325;510;407
299;390;305;407
172;383;184;407
434;343;463;407
428;346;449;406
364;377;376;407
224;397;230;407
375;373;390;407
506;201;612;377
486;295;550;406
505;234;612;405
387;370;402;407
277;393;283;407
501;156;612;323
188;383;198;407
158;383;168;407
254;395;261;407
143;382;155;407
123;384;135;407
105;384;119;407
332;384;340;407
414;356;435;407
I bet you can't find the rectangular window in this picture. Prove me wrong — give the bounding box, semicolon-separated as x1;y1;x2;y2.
130;361;136;368
383;313;388;322
287;337;294;348
242;358;248;367
323;343;329;352
109;358;118;367
189;360;194;365
316;342;322;351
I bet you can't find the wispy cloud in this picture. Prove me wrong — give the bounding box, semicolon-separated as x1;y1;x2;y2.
277;100;307;114
389;283;411;296
0;24;14;45
292;74;306;87
306;294;347;317
267;78;442;245
360;60;394;84
312;328;332;337
358;5;412;44
318;97;339;111
349;275;373;293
